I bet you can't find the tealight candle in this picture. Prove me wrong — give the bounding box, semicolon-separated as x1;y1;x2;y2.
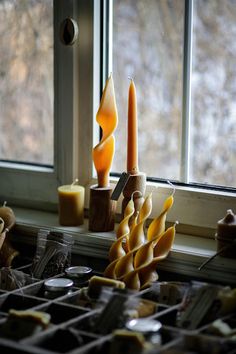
58;179;85;226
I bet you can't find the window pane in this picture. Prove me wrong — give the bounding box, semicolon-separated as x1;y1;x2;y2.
190;0;236;188
0;0;53;166
112;0;184;180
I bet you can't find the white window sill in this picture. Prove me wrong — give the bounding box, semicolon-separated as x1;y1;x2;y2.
13;207;236;286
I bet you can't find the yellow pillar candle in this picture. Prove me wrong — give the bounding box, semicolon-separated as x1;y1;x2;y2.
58;179;85;226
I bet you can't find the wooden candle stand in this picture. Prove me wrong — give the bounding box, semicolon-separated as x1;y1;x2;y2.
122;172;146;217
89;185;117;232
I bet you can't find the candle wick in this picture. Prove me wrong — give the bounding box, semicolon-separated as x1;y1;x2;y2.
167;180;176;196
3;201;7;207
71;179;79;188
174;220;179;228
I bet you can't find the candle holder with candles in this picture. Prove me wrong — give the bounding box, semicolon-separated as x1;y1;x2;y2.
122;79;146;217
89;75;118;232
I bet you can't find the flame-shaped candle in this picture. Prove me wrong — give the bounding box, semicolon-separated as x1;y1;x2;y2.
113;193;152;283
115;252;134;279
128;193;152;251
108;197;135;262
104;191;176;291
127;79;139;175
93;75;118;187
139;225;176;288
147;194;174;242
104;197;135;278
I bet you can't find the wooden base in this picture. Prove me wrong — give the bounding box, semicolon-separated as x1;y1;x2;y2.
89;185;117;232
216;234;236;259
122;172;146;217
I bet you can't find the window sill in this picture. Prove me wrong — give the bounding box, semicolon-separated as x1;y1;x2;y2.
12;207;236;286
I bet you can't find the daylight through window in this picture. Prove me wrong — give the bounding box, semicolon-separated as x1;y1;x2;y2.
111;0;236;189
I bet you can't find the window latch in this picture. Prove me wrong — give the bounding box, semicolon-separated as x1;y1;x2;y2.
60;17;79;46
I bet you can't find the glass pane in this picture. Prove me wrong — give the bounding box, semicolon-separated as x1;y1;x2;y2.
112;0;184;180
190;0;236;188
0;0;53;166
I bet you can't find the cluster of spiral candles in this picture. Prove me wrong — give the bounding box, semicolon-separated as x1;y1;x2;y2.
104;190;177;290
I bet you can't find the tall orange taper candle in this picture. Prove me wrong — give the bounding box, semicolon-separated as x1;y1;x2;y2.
93;75;118;187
127;79;139;174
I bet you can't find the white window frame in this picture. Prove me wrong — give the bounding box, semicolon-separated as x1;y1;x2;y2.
0;0;235;251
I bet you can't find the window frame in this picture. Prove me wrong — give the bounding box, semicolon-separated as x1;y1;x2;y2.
0;0;100;210
0;0;235;241
104;0;236;237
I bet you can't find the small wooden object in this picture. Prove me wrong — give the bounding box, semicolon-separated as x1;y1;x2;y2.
89;185;117;232
216;209;236;259
122;172;146;217
0;202;18;266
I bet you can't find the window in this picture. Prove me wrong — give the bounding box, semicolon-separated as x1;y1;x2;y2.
0;0;235;243
111;0;236;189
0;0;98;208
112;0;184;181
0;0;53;166
108;0;236;236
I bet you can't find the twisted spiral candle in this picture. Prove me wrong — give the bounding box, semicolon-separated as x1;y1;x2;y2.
104;192;175;290
109;193;152;281
123;225;176;290
147;194;174;242
128;193;152;251
108;198;135;262
93;75;118;187
104;197;135;278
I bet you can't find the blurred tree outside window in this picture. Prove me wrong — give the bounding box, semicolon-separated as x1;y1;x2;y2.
0;0;53;166
190;0;236;187
112;0;236;189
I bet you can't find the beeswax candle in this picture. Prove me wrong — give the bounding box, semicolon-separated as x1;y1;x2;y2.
147;194;174;242
127;79;139;174
93;75;118;187
128;193;152;251
58;180;85;226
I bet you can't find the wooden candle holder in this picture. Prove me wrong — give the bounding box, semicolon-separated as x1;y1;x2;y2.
89;185;117;232
122;172;146;217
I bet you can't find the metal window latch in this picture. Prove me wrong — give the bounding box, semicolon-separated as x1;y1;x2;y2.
60;17;79;46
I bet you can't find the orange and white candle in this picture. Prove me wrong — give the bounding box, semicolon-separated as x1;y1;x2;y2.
93;75;118;187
